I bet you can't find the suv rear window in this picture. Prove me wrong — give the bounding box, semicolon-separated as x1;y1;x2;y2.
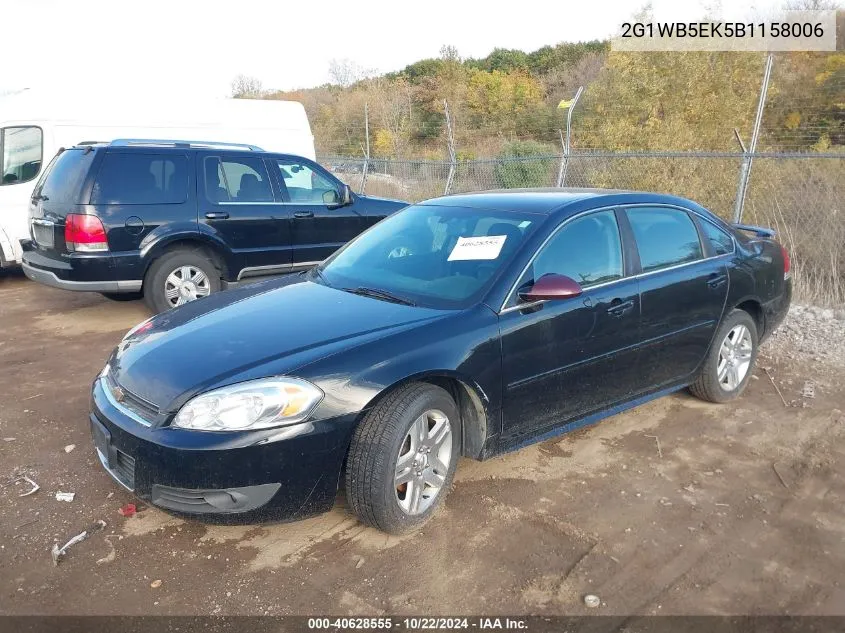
36;148;96;205
91;153;188;205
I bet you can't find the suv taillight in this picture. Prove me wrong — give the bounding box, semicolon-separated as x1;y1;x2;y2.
65;214;108;252
781;244;791;280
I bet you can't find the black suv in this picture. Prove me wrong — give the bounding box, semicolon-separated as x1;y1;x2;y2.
22;140;407;312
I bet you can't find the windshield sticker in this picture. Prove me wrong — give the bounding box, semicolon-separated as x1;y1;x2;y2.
447;235;507;261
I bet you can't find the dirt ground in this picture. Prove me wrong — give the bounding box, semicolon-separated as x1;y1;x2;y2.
1;268;844;617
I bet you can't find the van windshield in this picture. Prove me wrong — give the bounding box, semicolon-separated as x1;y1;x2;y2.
36;148;96;204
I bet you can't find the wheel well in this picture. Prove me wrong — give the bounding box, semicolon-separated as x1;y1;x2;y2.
145;239;228;280
735;299;764;337
417;376;489;460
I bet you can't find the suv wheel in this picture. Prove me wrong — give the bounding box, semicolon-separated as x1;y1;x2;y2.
345;383;460;534
144;248;221;313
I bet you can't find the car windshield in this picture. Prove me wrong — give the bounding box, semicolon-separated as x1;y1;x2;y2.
317;204;539;309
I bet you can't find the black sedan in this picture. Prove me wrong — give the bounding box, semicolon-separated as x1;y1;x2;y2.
90;189;792;534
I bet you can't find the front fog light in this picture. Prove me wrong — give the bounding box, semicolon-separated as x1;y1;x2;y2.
172;378;323;431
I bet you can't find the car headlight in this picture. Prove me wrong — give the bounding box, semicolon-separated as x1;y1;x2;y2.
172;378;323;432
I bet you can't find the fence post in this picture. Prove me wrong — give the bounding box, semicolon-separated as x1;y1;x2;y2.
443;99;457;195
556;86;584;187
733;54;773;223
360;103;370;194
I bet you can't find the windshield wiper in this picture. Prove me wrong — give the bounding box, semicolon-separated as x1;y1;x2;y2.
309;267;331;286
343;286;416;306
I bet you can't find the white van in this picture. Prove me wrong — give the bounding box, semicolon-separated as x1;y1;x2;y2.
0;89;314;266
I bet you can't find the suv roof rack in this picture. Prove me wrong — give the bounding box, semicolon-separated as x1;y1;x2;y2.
109;139;264;151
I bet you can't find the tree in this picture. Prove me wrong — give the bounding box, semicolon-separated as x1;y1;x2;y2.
494;141;556;188
328;59;374;88
440;45;460;63
466;69;544;130
231;74;263;98
369;77;414;157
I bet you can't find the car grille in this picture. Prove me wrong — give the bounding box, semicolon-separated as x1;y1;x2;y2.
153;486;218;512
118;388;159;422
96;444;136;491
151;483;280;514
103;373;158;425
112;450;136;489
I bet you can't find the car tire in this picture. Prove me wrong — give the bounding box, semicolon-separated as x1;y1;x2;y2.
690;309;759;403
345;383;461;535
100;291;143;302
143;248;221;314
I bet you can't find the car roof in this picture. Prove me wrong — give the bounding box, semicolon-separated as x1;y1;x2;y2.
420;188;709;218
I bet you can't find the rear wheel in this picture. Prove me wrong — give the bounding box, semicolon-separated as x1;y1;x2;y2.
143;248;221;313
690;309;758;403
345;383;460;534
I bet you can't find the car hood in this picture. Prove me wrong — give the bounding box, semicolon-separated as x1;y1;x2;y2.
109;278;448;411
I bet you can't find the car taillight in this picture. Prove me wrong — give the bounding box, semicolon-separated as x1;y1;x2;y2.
781;244;791;280
65;214;108;252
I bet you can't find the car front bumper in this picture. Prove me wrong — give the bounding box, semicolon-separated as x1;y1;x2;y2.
89;377;357;521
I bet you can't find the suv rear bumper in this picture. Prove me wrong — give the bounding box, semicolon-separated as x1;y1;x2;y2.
23;260;142;292
22;250;142;293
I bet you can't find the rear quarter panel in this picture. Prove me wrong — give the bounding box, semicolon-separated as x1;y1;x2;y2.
727;237;790;337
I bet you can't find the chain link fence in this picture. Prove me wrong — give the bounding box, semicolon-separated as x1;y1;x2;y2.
322;151;844;307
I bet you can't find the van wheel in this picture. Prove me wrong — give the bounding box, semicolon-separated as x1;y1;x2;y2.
143;248;221;313
345;383;460;535
100;292;143;302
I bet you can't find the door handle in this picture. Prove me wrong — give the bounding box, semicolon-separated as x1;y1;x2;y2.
205;211;229;220
707;273;728;289
607;299;634;317
294;211;314;219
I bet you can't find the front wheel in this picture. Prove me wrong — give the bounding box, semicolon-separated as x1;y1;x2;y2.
143;248;221;313
345;383;460;534
690;309;758;403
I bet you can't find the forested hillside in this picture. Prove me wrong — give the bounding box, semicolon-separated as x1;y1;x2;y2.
248;24;843;160
236;26;843;306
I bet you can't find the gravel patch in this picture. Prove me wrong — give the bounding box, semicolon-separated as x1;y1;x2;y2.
764;304;845;367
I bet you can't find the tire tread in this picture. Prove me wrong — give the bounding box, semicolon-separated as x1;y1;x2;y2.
690;309;758;403
345;382;454;533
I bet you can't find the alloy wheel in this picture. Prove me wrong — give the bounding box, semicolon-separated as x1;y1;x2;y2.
164;265;211;307
717;324;753;391
394;409;452;515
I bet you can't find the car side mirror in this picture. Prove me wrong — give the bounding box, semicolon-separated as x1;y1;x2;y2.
518;274;583;302
323;184;353;208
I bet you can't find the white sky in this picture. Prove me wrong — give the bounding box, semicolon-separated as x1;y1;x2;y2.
2;0;785;98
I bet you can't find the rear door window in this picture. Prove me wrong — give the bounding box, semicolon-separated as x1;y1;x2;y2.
38;148;96;204
204;157;274;203
699;218;735;256
627;207;703;273
91;153;188;205
1;126;43;186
